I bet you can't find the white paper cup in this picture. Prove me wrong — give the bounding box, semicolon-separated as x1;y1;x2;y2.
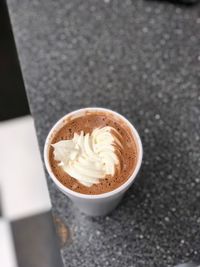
44;108;143;216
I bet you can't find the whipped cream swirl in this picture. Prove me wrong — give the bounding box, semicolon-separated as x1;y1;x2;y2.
52;126;122;187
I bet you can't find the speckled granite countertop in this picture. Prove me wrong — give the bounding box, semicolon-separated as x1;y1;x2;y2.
7;0;200;266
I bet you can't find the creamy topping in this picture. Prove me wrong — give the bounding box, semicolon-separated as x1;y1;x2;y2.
52;126;122;187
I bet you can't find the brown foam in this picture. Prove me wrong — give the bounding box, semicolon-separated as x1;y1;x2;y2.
49;111;138;195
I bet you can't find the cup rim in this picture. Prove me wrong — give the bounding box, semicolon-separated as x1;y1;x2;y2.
44;107;143;199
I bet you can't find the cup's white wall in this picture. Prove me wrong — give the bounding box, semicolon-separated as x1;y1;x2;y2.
64;189;124;216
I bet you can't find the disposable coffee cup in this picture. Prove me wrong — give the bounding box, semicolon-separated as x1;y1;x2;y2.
44;108;143;216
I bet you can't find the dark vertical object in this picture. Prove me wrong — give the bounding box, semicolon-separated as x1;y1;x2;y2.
0;0;30;121
12;212;64;267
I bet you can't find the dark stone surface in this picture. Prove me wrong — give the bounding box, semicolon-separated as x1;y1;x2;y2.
7;0;200;266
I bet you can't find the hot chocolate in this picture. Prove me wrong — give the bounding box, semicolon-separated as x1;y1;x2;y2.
49;111;137;194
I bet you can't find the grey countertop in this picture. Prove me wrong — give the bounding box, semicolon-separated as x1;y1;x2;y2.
7;0;200;266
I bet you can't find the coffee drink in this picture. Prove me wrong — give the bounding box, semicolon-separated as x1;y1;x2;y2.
49;110;137;195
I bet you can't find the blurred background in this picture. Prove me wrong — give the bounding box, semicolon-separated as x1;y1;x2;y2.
0;1;63;266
